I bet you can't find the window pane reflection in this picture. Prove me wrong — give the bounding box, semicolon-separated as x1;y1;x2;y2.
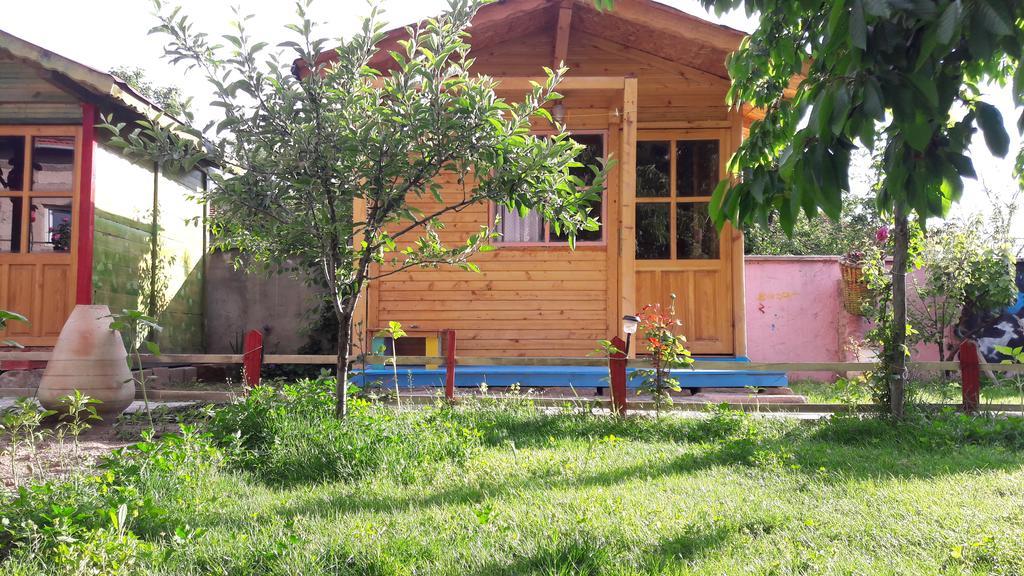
32;136;75;192
637;141;670;198
636;203;670;259
0;197;24;252
676;203;719;259
0;136;27;192
29;198;72;253
676;140;719;198
555;133;605;242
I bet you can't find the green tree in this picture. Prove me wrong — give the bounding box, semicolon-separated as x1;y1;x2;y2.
103;0;604;417
691;0;1024;417
109;66;192;119
744;194;885;255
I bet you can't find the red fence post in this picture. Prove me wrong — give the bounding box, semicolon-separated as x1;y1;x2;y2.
960;339;980;414
243;329;264;390
609;336;628;416
444;329;457;402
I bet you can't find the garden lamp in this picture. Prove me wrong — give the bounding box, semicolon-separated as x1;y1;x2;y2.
622;315;640;355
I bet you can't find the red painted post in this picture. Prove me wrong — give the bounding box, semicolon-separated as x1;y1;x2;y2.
243;329;264;390
960;339;980;414
443;329;457;401
609;336;628;416
76;103;97;305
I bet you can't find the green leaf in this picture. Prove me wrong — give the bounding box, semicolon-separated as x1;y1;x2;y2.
830;85;851;135
902;118;934;151
908;71;938;109
861;76;883;119
975;0;1012;36
934;1;960;45
975;101;1010;157
850;0;867;50
1014;65;1024;108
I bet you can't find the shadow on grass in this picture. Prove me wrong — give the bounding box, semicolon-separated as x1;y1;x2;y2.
192;408;1024;537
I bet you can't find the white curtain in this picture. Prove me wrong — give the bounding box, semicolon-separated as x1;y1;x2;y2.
496;206;544;242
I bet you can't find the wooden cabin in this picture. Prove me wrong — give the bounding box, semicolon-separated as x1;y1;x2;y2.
332;0;752;359
0;30;207;351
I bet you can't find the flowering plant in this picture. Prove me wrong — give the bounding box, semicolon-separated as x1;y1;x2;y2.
632;294;694;413
49;217;71;252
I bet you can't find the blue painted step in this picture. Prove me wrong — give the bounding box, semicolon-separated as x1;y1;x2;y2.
353;357;788;390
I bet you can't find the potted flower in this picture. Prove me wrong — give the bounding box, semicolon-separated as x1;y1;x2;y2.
839;249;868;315
49;217;71;252
839;226;890;316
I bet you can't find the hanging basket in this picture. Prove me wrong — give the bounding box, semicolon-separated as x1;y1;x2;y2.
839;261;869;316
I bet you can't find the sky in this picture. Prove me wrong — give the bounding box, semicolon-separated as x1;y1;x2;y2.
4;0;1020;243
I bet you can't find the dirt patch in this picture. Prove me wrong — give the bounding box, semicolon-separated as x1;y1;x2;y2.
1;425;131;491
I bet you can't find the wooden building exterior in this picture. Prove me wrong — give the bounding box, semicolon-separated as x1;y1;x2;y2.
342;0;752;358
0;31;207;351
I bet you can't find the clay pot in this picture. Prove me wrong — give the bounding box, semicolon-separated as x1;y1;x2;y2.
37;305;134;419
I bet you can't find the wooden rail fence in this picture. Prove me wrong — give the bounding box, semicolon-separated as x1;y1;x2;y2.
0;332;1016;415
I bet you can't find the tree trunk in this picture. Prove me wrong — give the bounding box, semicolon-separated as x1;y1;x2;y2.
335;308;353;418
889;207;910;418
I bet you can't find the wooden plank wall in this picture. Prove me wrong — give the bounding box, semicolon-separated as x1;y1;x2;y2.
374;172;612;357
0;57;80;124
369;23;732;358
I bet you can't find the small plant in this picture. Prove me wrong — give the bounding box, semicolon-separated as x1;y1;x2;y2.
56;390;102;462
106;309;163;430
377;320;407;409
0;398;55;487
630;295;694;415
0;309;28;347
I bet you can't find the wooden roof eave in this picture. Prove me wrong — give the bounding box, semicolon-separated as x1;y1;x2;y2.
0;30;196;141
299;0;748;82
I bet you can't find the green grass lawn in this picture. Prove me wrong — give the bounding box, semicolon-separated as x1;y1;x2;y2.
791;376;1024;407
5;386;1024;575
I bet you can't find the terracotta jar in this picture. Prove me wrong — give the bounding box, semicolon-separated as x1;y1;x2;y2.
37;305;134;419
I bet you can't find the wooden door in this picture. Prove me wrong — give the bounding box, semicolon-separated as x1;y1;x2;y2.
633;130;734;354
0;126;80;346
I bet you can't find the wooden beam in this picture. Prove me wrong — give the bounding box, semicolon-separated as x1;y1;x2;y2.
352;196;370;356
618;76;638;356
605;110;621;341
493;75;626;92
728;108;747;358
552;0;574;68
369;75;625;92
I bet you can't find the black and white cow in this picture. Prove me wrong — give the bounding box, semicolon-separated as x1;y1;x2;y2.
956;261;1024;363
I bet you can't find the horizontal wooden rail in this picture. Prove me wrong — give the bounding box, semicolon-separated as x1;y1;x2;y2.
0;351;54;361
1;351;1022;373
136;354;243;364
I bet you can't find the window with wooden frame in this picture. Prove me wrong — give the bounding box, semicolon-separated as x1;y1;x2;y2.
635;138;720;260
492;132;606;245
0;131;77;254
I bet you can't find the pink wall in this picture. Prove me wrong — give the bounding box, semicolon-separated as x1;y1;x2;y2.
743;256;938;381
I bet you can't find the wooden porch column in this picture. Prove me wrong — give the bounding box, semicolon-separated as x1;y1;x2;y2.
618;76;638;356
728;108;747;357
351;196;370;356
75;103;97;305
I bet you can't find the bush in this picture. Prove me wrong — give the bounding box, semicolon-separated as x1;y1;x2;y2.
205;376;482;485
813;409;1024;450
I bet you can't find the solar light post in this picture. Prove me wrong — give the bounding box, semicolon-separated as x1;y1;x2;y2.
622;315;640;356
